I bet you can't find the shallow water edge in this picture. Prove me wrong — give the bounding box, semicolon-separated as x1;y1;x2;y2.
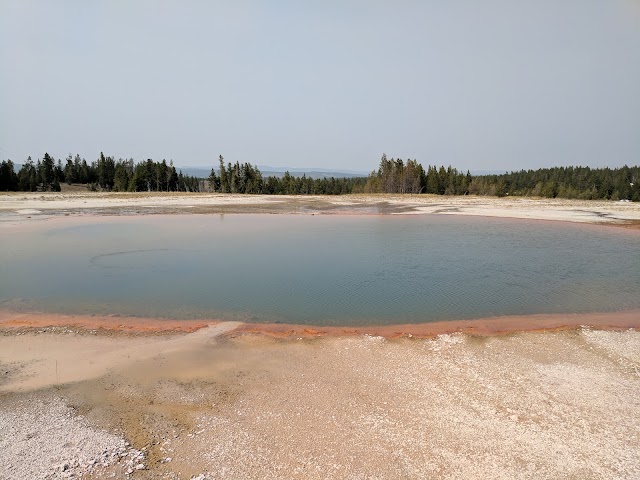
1;307;638;338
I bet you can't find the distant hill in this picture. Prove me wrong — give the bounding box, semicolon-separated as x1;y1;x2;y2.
9;162;367;180
178;165;368;180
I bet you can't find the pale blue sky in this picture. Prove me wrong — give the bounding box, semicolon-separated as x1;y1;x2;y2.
1;1;639;172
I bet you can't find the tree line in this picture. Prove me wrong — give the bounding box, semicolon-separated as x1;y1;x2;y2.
362;154;472;195
469;165;640;200
0;153;200;192
1;152;639;201
208;156;366;195
361;154;640;200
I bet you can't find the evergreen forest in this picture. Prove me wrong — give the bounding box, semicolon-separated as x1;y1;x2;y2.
0;153;200;193
1;152;638;201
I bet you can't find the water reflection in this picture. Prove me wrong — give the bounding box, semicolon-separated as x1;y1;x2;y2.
1;214;639;325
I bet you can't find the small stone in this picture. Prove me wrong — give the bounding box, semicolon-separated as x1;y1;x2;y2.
135;464;145;470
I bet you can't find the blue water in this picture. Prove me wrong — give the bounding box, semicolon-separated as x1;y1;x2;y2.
1;214;639;325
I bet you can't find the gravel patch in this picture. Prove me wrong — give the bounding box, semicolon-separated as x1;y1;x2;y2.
0;392;143;479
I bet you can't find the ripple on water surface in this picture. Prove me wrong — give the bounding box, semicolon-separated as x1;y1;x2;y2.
1;214;639;325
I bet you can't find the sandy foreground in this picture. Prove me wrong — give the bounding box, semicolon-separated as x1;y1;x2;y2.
1;326;639;479
1;193;640;479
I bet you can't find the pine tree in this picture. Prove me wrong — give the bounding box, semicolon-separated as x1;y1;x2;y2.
218;155;228;193
208;167;220;192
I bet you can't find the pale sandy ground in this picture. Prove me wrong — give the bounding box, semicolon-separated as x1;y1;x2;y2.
1;192;640;226
1;326;639;479
1;193;640;479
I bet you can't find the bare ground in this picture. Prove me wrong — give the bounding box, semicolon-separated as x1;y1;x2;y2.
1;192;640;227
1;327;639;479
1;194;640;479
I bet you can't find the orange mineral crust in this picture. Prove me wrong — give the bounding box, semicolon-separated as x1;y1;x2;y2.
1;308;638;338
234;310;640;338
0;309;210;333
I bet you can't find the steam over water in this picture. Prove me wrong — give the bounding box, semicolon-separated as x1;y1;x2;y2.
1;214;639;325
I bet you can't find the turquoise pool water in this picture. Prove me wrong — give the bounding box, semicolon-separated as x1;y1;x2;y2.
1;214;638;325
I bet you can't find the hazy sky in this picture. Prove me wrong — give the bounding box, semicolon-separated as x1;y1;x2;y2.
1;1;639;172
